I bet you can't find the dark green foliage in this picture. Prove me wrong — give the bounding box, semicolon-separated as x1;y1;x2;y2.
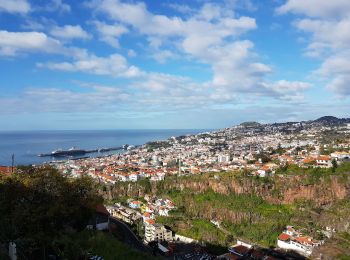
0;166;102;258
52;230;158;260
146;141;171;150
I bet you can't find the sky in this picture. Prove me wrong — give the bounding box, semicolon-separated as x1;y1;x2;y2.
0;0;349;130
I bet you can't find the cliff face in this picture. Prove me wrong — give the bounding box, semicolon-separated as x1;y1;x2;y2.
107;174;350;206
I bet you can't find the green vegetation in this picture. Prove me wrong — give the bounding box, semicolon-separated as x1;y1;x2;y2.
275;162;350;184
54;230;157;260
156;188;294;248
146;141;171;150
0;166;153;260
107;163;350;257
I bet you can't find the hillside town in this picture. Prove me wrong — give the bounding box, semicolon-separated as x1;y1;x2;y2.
52;117;350;182
45;116;349;258
2;116;349;259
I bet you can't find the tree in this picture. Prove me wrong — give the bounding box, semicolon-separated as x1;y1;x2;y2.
0;166;102;259
332;159;338;172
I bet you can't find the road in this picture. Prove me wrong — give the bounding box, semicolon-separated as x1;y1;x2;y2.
109;217;151;253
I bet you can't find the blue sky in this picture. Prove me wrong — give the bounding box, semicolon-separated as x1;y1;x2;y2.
0;0;349;130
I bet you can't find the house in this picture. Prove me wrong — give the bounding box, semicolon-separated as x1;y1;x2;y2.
129;200;142;209
315;156;332;168
158;206;169;216
331;151;350;161
107;206;140;224
142;212;154;222
0;166;14;176
277;226;321;256
129;173;139;182
218;154;230;163
118;173;129;182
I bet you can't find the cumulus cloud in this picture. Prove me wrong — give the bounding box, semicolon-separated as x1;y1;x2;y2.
262;80;312;102
92;20;128;48
0;30;63;56
88;0;286;98
0;0;30;13
50;25;91;40
295;18;350;55
0;84;129;114
39;53;143;78
39;0;70;13
79;0;314;103
276;0;350;18
278;0;350;96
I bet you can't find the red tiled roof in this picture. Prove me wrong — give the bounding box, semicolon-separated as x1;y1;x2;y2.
145;219;155;225
278;233;291;241
295;236;315;245
0;166;15;176
316;156;331;161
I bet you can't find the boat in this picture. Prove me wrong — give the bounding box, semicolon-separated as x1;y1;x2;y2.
38;147;87;157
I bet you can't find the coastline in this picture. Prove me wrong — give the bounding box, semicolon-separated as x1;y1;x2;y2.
0;129;210;166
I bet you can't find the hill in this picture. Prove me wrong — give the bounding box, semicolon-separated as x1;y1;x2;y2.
105;164;350;258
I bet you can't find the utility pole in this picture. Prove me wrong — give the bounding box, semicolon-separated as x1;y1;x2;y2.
11;154;15;173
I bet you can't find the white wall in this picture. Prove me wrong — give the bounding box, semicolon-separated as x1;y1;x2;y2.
174;234;197;243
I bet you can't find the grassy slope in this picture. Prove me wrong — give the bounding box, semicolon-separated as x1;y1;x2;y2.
57;230;157;260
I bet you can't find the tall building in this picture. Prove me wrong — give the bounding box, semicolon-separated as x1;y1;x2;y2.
144;223;173;243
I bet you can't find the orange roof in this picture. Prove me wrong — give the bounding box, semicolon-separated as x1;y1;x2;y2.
261;165;271;171
295;236;315;245
317;156;331;161
143;212;151;217
278;233;291;241
0;166;15;176
145;219;155;225
303;157;315;163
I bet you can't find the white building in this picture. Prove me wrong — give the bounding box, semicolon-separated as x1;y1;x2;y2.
315;156;332;168
277;226;321;256
218;154;230;163
331;151;350;161
129;173;139;182
144;223;173;243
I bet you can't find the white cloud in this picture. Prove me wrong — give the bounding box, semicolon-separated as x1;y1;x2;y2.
278;0;350;96
50;25;91;40
83;0;313;102
92;20;128;48
263;80;312;101
276;0;350;18
0;30;63;56
39;53;143;78
0;84;129;114
41;0;70;13
0;0;30;14
315;52;350;96
127;49;136;57
295;18;350;54
326;75;350;96
151;50;176;64
88;0;275;95
166;3;193;14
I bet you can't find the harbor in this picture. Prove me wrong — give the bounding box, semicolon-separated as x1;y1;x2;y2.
37;144;130;158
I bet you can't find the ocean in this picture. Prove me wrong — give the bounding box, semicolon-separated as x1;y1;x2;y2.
0;129;209;166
